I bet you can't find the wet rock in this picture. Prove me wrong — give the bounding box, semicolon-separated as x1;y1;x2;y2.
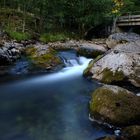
122;125;140;140
106;33;140;48
89;85;140;127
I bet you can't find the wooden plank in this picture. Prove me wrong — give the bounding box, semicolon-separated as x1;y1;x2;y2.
117;19;140;22
118;15;140;20
117;22;140;26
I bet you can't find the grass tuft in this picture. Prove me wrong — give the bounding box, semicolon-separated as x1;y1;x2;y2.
39;33;69;43
6;29;31;41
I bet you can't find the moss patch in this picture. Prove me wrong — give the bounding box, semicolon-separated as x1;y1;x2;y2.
6;30;31;41
90;86;140;126
25;46;62;70
101;68;125;84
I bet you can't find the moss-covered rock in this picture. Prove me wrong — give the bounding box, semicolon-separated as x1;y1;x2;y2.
25;44;62;71
83;54;125;83
122;125;140;140
90;85;140;127
84;51;140;87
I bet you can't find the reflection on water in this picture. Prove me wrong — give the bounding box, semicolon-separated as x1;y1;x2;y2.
0;51;113;140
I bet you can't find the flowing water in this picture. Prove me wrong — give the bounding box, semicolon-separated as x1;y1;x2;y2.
0;51;113;140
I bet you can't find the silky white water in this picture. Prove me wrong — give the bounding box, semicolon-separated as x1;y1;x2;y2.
27;56;92;84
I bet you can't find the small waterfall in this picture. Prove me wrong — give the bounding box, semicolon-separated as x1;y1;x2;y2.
29;57;91;84
4;51;92;87
23;51;92;84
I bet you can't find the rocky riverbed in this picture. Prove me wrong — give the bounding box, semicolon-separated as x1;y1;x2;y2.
0;39;107;75
0;32;140;140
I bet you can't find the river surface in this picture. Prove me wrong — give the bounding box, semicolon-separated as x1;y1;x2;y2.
0;51;113;140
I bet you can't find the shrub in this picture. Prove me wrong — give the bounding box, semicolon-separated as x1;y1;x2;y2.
39;33;69;43
6;30;31;41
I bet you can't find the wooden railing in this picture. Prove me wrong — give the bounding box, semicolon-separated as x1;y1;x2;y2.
117;11;140;26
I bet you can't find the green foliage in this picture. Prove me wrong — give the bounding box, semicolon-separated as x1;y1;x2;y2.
25;46;62;69
0;0;140;38
122;0;140;14
0;8;39;40
39;33;69;43
6;30;31;41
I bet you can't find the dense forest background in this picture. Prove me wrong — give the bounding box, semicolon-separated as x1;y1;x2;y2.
0;0;140;41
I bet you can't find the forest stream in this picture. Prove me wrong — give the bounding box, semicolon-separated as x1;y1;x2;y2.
0;51;113;140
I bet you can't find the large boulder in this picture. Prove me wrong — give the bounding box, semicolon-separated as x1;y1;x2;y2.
106;33;140;48
77;43;107;58
89;85;140;127
25;43;62;72
84;41;140;87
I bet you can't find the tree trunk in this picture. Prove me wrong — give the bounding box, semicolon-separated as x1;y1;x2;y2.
22;5;26;33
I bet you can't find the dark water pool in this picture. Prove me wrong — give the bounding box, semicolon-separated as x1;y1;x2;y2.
0;51;113;140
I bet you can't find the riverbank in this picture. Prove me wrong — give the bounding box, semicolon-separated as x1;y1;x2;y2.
85;33;140;140
0;38;107;75
0;32;140;140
